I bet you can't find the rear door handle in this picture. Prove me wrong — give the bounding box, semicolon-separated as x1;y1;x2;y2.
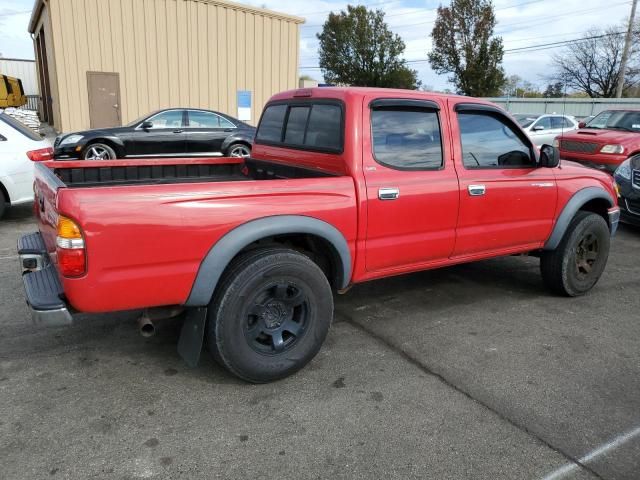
468;184;486;196
378;187;400;200
173;129;184;134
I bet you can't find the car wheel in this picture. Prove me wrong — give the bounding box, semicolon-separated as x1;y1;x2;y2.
0;199;6;220
540;211;610;296
227;143;251;158
83;143;116;160
207;247;333;383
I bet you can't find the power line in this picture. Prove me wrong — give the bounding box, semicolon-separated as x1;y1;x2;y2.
300;0;545;29
298;30;633;69
300;0;628;39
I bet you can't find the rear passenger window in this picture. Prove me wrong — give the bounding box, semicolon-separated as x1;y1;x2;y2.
256;102;343;152
256;105;287;143
371;108;443;170
284;107;310;144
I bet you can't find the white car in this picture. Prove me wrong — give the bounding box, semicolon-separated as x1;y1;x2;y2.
0;113;53;219
513;113;579;147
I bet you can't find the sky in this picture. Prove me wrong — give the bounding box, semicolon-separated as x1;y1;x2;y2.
0;0;634;91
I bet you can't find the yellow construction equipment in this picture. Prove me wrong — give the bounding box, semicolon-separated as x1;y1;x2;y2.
0;75;27;108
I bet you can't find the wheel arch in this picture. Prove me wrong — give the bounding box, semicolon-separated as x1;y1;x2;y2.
0;180;10;204
185;215;352;307
221;135;253;154
544;187;614;251
83;137;124;157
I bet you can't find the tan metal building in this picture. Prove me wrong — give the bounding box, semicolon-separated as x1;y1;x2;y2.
28;0;303;133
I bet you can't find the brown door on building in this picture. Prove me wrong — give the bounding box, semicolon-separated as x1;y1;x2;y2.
87;72;121;128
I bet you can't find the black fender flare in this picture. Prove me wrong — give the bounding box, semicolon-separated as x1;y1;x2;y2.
184;215;352;307
543;186;614;250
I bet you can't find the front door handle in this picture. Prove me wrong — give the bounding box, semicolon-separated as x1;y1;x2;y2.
378;187;400;200
468;184;486;196
173;129;184;134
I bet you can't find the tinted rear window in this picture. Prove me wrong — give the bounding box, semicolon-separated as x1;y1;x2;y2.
256;104;287;143
0;114;42;141
284;106;310;144
256;101;343;152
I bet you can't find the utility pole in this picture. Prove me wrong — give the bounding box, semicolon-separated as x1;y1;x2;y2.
616;0;638;98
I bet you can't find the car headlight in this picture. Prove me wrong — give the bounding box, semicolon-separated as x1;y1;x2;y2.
614;158;632;180
59;134;84;146
553;138;560;148
600;144;625;154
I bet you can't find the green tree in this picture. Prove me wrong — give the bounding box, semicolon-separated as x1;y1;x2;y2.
317;5;420;89
428;0;505;96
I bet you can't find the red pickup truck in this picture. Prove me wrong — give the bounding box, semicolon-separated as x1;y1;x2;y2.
557;109;640;173
19;87;620;383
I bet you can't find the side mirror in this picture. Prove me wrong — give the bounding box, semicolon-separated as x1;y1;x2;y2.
140;120;153;130
532;125;545;131
539;144;560;168
578;121;586;129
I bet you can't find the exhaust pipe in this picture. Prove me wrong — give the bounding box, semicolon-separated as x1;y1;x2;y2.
138;314;155;337
137;306;184;337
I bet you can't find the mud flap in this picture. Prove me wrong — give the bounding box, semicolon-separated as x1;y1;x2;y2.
177;307;207;368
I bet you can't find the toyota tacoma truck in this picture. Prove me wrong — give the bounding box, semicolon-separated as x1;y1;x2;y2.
19;87;620;383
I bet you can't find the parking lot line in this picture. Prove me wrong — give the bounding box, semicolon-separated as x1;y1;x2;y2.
540;425;640;480
0;255;17;260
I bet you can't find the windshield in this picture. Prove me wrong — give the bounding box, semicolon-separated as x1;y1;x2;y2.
585;111;640;132
513;114;538;129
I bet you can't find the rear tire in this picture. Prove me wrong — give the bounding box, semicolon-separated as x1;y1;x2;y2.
540;211;610;296
83;143;116;160
227;143;251;158
207;248;333;383
0;199;6;219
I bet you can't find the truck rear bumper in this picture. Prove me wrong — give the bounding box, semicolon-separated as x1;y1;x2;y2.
18;232;73;327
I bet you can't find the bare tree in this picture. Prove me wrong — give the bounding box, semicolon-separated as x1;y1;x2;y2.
551;27;639;97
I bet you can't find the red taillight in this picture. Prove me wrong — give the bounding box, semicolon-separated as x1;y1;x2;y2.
57;248;86;277
56;215;86;277
26;147;54;161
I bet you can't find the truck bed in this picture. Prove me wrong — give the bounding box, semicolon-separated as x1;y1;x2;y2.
48;157;336;188
33;156;357;313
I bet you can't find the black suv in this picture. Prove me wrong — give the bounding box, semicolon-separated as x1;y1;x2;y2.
614;154;640;226
54;108;256;160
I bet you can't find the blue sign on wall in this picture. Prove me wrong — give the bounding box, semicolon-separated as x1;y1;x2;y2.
237;90;252;121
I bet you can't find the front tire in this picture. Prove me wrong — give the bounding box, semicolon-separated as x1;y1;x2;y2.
207;248;333;383
541;211;610;296
83;143;116;160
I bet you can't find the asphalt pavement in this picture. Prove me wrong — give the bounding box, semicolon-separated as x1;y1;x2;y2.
1;203;638;479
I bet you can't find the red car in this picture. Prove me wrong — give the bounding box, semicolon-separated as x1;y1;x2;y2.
19;87;620;383
556;109;640;173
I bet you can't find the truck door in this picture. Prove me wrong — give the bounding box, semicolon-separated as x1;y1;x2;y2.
363;97;460;272
450;102;557;257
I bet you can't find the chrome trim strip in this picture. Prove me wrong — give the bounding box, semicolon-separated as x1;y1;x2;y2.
126;152;224;157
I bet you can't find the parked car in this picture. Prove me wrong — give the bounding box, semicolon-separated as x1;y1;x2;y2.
20;88;619;383
53;108;256;160
513;113;578;147
556;109;640;173
0;113;53;219
613;154;640;226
